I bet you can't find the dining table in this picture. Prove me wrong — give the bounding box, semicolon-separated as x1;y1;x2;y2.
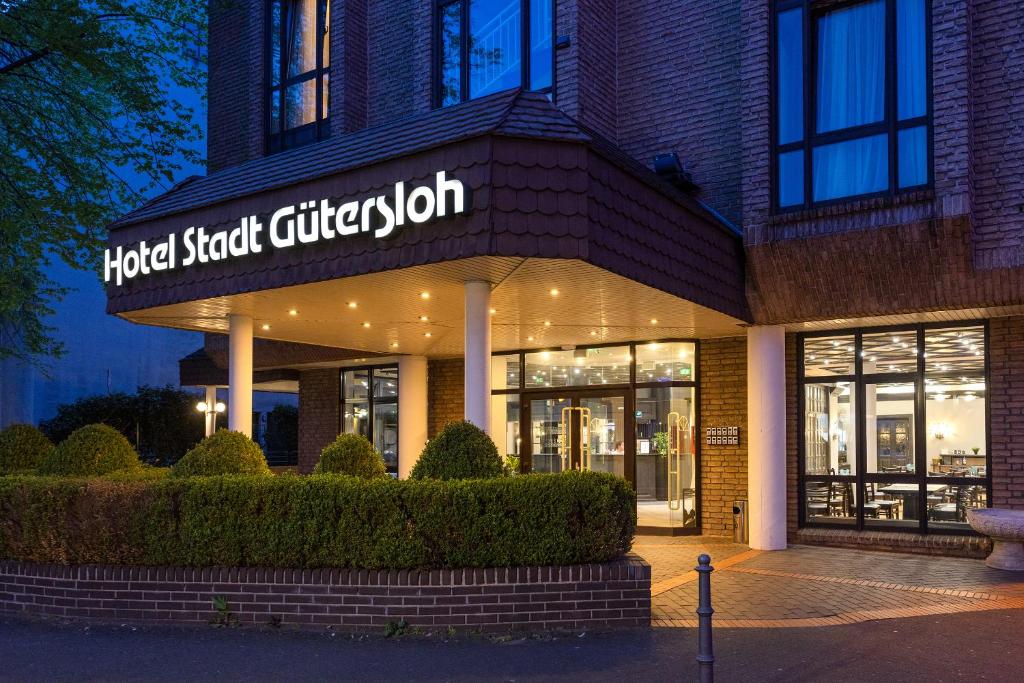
878;483;947;520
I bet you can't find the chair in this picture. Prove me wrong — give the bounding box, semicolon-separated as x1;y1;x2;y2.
865;483;898;519
929;486;966;523
828;482;852;517
806;485;830;517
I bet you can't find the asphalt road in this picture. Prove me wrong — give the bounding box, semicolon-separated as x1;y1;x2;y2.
2;610;1022;682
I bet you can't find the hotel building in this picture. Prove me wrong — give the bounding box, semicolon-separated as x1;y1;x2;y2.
106;0;1024;552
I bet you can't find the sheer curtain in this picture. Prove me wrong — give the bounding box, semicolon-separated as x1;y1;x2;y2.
815;0;885;133
897;0;927;120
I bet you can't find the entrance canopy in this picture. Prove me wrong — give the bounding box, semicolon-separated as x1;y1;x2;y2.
106;89;749;349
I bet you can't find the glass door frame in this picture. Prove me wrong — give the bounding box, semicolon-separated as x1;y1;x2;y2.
522;388;635;478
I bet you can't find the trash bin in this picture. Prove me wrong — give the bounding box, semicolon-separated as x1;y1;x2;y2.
732;500;748;544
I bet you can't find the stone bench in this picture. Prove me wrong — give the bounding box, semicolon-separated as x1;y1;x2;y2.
967;509;1024;571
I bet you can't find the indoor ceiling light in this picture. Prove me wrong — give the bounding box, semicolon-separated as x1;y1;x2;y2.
362;322;371;328
347;301;357;309
419;315;428;322
420;291;430;300
527;336;534;342
261;323;271;331
424;332;432;338
390;342;399;348
490;308;496;315
650;318;658;324
288;309;298;316
544;321;551;327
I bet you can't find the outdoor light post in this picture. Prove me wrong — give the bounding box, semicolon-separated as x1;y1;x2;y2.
196;397;226;437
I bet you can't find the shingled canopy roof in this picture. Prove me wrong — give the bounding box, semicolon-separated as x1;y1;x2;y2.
107;89;749;324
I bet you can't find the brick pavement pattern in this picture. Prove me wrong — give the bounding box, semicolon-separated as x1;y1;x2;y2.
634;536;1024;629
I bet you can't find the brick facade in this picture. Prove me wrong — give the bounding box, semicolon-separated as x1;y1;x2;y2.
0;557;651;632
987;316;1024;510
427;358;464;437
297;369;340;472
698;337;748;536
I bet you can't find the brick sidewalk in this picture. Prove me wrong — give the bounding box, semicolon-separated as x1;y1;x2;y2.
632;536;1024;628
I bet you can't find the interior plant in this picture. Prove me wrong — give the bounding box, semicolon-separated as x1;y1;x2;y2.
37;423;141;476
410;421;507;480
314;433;389;479
170;429;271;477
652;431;669;456
0;424;55;474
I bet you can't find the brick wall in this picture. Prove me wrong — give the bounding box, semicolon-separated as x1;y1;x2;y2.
698;337;748;535
207;0;264;172
987;316;1024;509
785;333;798;539
617;0;744;225
428;358;463;437
0;557;650;632
971;0;1024;268
297;369;340;472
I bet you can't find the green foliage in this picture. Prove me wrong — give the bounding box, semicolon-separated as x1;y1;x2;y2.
315;434;388;479
410;421;507;480
652;432;669;456
170;430;271;478
38;424;141;476
0;471;635;569
0;0;206;359
0;424;54;474
40;385;205;466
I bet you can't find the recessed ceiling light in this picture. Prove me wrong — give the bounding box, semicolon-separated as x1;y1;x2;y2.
420;291;430;300
590;330;597;336
544;321;551;327
390;342;399;348
650;318;658;324
288;309;298;316
527;336;534;342
347;302;357;309
549;288;559;296
261;323;271;331
424;332;432;338
489;308;496;315
419;315;429;322
362;322;371;328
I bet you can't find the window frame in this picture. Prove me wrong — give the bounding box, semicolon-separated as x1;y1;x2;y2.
339;363;400;475
797;322;991;536
432;0;557;108
770;0;934;212
264;0;331;155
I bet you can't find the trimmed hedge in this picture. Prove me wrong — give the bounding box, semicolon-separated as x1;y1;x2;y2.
0;424;54;474
0;471;635;569
38;424;141;476
411;421;507;480
315;434;388;478
171;430;271;478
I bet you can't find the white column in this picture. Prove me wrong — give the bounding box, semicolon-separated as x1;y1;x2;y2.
747;325;787;551
204;386;218;436
228;313;253;436
398;355;428;479
464;280;492;433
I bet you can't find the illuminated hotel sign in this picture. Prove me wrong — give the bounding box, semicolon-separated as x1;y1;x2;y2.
104;171;467;286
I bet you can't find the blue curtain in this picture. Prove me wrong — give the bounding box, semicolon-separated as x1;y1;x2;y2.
777;8;803;145
897;0;927;120
813;134;889;202
898;126;927;188
816;0;885;133
470;0;523;98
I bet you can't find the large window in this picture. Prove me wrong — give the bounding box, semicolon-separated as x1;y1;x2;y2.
267;0;331;153
341;365;398;475
435;0;554;107
799;324;990;534
774;0;930;209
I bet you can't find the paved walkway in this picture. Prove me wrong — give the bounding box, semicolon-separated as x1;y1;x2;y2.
633;536;1024;628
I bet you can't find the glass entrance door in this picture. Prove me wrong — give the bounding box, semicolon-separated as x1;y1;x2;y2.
526;392;628;477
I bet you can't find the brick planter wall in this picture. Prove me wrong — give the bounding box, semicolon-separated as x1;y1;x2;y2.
0;556;650;633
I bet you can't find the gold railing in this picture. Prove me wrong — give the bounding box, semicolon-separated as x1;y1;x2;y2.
667;412;690;511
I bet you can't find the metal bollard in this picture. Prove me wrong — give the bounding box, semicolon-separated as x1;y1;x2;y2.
695;554;715;683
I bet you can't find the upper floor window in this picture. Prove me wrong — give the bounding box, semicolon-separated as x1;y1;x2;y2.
267;0;330;154
774;0;930;210
435;0;554;107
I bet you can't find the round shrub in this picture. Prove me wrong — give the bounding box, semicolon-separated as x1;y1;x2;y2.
410;420;506;480
315;434;388;479
39;424;141;476
0;424;54;474
170;429;271;478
